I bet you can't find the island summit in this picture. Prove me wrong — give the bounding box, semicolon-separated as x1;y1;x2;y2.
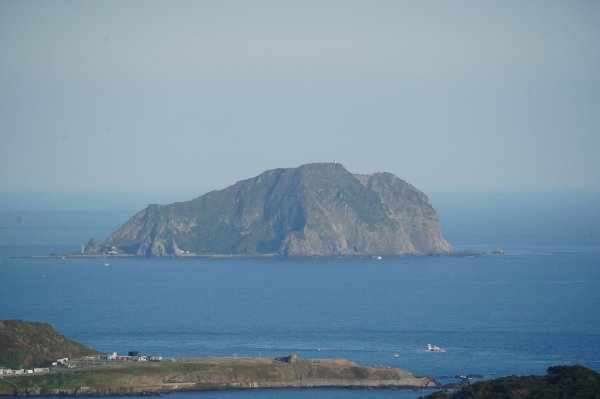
80;163;452;257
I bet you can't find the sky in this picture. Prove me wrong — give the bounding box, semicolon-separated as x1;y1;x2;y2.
1;0;599;192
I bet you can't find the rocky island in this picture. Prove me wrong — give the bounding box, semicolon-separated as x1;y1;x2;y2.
0;320;438;396
79;163;452;257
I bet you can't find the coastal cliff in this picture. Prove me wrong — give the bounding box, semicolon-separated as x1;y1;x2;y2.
85;163;451;257
0;357;438;395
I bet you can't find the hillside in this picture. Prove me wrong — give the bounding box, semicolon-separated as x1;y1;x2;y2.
420;365;600;399
0;320;101;369
84;163;452;257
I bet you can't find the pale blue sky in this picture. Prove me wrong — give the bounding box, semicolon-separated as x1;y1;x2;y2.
1;0;599;191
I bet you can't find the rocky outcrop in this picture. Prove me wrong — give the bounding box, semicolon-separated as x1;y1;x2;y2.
420;365;600;399
276;353;299;363
88;163;451;257
355;173;452;254
83;238;102;255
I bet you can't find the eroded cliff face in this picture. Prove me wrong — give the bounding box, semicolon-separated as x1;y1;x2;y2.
87;163;451;257
355;173;453;254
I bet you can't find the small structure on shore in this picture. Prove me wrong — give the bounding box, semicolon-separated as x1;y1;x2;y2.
276;353;299;363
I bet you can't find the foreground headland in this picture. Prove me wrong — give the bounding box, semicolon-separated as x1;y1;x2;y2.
0;356;438;396
0;320;436;396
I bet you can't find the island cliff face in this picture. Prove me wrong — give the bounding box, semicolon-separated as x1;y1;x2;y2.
89;163;451;257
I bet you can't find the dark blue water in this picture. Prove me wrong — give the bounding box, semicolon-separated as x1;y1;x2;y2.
1;189;599;399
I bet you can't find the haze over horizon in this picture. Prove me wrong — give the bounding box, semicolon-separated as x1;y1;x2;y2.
1;1;599;191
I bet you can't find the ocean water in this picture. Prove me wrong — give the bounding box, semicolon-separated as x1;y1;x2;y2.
0;188;599;399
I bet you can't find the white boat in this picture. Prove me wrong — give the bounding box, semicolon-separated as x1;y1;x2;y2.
427;344;446;352
375;256;383;260
393;353;400;358
104;263;111;267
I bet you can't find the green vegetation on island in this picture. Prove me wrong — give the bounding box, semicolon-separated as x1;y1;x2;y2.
0;320;101;370
79;163;452;257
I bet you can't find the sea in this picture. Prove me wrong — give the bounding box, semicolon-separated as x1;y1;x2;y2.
1;188;599;399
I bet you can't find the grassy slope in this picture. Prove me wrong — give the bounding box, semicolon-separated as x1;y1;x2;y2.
0;320;101;369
